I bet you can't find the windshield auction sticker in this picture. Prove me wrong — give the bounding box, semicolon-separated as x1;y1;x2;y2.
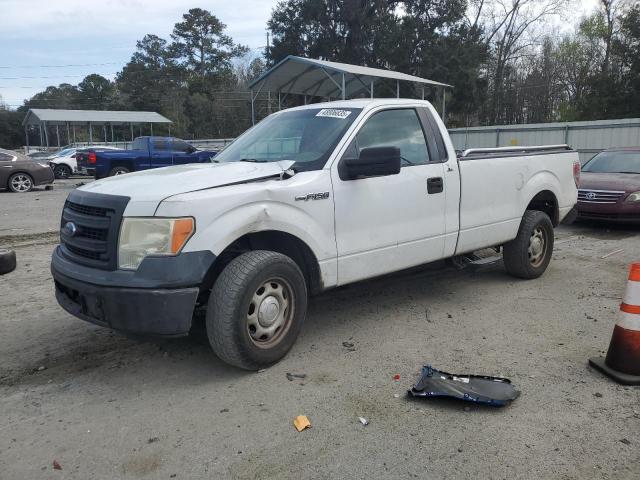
316;109;352;119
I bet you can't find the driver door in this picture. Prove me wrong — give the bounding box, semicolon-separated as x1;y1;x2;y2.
331;107;447;285
171;139;200;165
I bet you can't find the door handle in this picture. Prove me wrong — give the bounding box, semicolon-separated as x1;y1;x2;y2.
427;177;444;194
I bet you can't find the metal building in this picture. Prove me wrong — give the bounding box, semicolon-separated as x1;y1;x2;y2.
248;55;452;125
449;118;640;163
22;109;172;150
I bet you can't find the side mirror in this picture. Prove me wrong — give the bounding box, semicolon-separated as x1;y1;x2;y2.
342;146;401;180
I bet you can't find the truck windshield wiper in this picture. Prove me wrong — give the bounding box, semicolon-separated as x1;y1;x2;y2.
239;158;270;163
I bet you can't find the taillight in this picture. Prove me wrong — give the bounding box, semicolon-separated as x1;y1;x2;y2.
573;160;580;188
88;152;96;164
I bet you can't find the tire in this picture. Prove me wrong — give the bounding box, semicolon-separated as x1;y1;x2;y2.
108;166;130;176
206;250;308;370
0;248;17;275
53;164;72;179
503;210;554;279
8;173;34;193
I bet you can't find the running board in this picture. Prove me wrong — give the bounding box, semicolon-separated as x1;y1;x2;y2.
450;252;503;270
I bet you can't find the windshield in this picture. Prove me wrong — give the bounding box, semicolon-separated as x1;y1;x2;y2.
582;151;640;174
215;107;362;171
53;148;74;157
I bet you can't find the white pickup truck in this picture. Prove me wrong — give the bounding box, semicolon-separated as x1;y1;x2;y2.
52;99;579;369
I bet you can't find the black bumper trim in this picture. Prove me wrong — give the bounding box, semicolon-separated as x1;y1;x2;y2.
51;247;216;336
54;271;198;336
52;245;216;289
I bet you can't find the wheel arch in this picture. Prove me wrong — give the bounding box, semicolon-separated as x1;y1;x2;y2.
108;160;134;173
525;189;559;226
201;230;323;297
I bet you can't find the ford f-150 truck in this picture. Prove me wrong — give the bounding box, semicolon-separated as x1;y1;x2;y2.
52;99;580;370
76;136;217;178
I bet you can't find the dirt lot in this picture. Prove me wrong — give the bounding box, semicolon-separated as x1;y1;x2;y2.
0;184;639;479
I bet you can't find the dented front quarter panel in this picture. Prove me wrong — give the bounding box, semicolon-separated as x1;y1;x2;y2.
155;169;338;288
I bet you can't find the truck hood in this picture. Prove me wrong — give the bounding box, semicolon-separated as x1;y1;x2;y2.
579;172;640;193
79;160;295;205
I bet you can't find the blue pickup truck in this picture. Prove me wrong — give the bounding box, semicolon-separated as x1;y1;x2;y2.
78;136;217;179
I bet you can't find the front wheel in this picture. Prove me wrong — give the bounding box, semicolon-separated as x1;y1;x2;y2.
206;250;308;370
8;173;34;193
53;164;72;179
503;210;554;279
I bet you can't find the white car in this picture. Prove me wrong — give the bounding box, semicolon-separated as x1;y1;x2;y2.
51;99;580;369
50;146;118;179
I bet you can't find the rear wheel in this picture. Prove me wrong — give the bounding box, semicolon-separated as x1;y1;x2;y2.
8;173;33;193
206;250;308;370
109;166;130;176
503;210;554;279
53;164;72;179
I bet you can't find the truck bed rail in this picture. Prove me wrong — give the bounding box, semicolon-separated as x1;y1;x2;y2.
459;144;573;160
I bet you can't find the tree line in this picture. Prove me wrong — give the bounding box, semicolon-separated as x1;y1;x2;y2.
1;1;639;149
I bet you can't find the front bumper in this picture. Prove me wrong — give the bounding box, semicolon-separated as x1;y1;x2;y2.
576;200;640;224
52;246;216;337
34;166;55;185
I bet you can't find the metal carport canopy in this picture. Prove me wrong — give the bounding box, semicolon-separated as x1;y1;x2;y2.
248;55;452;100
22;109;172;126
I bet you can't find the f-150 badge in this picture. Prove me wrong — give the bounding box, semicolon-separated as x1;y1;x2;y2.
295;192;330;201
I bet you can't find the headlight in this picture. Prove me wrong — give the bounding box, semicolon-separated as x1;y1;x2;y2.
118;217;194;270
624;191;640;203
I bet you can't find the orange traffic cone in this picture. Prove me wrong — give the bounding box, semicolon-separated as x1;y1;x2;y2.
589;263;640;385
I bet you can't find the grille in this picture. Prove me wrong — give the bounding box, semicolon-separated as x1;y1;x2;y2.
64;243;102;260
577;189;625;204
79;225;108;241
59;192;129;270
65;201;109;217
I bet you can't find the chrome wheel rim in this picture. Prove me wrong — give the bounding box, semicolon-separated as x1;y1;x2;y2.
247;277;294;347
528;226;547;267
11;174;32;192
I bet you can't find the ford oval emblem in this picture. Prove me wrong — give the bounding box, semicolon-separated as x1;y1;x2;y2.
63;221;78;237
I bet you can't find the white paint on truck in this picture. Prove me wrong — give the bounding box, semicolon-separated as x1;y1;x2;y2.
83;99;577;287
56;98;580;369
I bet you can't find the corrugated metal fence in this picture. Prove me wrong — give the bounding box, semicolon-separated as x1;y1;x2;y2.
26;119;640;165
448;118;640;164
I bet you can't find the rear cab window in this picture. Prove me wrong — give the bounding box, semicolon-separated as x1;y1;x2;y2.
132;138;148;151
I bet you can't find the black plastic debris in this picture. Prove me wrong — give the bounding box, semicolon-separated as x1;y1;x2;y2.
409;365;520;406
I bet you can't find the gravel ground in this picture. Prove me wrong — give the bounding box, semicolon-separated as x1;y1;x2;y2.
0;186;639;479
0;177;91;237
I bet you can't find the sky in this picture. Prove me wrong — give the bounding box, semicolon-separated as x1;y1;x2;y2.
0;0;602;108
0;0;274;107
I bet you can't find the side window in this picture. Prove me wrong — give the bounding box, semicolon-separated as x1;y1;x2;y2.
354;109;430;166
172;140;193;153
418;108;448;162
132;138;147;150
152;139;170;151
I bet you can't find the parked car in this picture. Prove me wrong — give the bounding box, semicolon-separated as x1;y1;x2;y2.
51;99;579;370
0;148;54;192
50;146;119;179
76;136;217;178
577;147;640;223
27;150;57;165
